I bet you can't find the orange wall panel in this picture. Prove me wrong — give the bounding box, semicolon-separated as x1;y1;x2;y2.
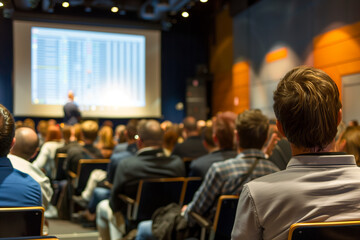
265;47;288;63
314;21;360;98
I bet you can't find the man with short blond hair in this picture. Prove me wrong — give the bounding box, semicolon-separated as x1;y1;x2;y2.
64;120;103;174
232;66;360;240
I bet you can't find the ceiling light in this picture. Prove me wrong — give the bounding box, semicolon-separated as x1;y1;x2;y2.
111;6;119;13
200;0;208;2
181;11;189;18
0;2;4;7
62;1;69;8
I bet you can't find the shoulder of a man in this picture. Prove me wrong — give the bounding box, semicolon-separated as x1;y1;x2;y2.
6;168;42;206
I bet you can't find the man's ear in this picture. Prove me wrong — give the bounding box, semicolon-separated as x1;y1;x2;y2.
212;134;219;146
10;138;16;149
234;129;239;146
338;139;346;152
276;120;285;138
337;109;343;126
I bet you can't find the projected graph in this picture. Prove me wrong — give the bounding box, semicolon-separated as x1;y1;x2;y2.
31;27;146;108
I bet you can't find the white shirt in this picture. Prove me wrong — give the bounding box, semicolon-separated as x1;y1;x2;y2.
33;140;64;179
8;154;53;209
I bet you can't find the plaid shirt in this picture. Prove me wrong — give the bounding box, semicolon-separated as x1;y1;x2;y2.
185;149;280;225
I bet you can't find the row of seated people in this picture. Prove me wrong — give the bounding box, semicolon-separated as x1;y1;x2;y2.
4;67;360;239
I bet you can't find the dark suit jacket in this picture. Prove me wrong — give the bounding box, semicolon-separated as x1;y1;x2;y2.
110;148;186;213
189;149;237;178
171;136;208;159
65;144;103;174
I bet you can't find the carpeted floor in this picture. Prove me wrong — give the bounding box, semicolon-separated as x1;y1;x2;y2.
47;218;98;240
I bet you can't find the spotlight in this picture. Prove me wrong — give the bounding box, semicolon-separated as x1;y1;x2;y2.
62;1;69;8
181;11;189;18
111;6;118;13
0;2;3;7
200;0;208;2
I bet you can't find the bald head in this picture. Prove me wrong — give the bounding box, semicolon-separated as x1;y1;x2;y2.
137;120;163;148
11;127;39;160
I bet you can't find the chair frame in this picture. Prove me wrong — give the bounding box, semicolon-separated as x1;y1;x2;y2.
0;207;45;238
120;177;185;221
68;158;110;189
288;220;360;240
67;158;110;220
54;153;67;180
190;195;239;240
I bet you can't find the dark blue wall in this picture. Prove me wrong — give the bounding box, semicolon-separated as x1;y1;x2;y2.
0;18;209;124
0;17;13;112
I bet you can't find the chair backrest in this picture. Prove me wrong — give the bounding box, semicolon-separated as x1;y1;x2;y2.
288;221;360;240
0;207;44;238
182;157;195;176
75;159;110;194
54;153;67;180
134;177;185;221
210;195;239;240
180;177;202;206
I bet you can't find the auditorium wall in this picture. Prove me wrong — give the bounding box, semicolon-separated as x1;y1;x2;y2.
231;0;360;117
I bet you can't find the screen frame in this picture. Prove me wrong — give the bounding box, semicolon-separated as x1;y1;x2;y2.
13;19;161;119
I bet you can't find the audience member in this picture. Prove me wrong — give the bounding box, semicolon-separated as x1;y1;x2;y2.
95;125;115;158
231;66;360;239
64;120;103;174
136;109;279;240
189;111;237;178
113;124;126;150
8;127;53;208
113;120;138;154
55;124;80;156
265;119;292;170
37;120;48;148
23;118;35;129
33;125;64;178
348;119;359;127
97;119;186;240
15;120;23;129
172;116;207;158
73;120;140;213
0;104;42;206
163;124;179;156
337;126;360;165
63;90;81;125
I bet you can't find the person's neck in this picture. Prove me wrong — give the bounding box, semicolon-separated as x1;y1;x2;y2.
291;140;336;155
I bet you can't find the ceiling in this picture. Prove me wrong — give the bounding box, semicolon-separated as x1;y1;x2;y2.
3;0;225;30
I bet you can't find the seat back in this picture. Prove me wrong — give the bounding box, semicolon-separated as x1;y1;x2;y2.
54;153;67;180
288;221;360;240
75;159;110;194
134;177;185;221
210;195;239;240
181;177;202;206
182;157;195;176
0;207;44;238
